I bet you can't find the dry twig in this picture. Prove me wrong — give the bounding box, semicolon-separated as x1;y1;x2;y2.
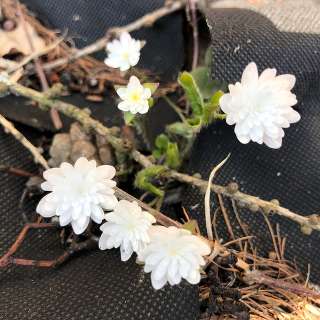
0;113;49;169
0;220;98;268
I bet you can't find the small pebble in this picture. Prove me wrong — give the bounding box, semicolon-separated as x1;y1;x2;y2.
69;122;90;142
70;140;96;162
98;145;114;165
49;133;72;165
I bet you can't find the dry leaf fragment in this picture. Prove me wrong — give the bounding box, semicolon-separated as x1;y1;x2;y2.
0;22;45;57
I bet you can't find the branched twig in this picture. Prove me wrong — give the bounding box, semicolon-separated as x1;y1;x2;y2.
0;222;57;267
4;80;320;234
0;113;49;169
42;1;186;72
0;220;98;268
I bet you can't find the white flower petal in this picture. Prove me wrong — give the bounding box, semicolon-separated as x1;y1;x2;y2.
151;273;167;290
99;200;155;260
100;194;118;210
91;205;104;224
116;87;127;100
36;195;57;217
241;62;258;86
222;62;300;148
140;226;211;290
259;68;276;82
72;216;90;235
118;101;131;112
41;181;52;191
120;245;134;261
186;269;201;285
104;32;142;71
128;75;140;87
37;158;117;234
59;211;72;226
116;76;153;115
99;233;110;250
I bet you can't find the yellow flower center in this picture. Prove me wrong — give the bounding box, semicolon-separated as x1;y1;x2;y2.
122;51;129;60
130;90;142;103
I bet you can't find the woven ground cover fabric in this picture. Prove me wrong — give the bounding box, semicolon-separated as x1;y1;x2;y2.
0;126;199;320
182;3;320;283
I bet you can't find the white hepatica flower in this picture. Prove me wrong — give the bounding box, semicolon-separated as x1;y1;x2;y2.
116;76;151;114
139;226;211;290
220;62;300;149
36;157;118;234
104;32;142;71
99;200;156;261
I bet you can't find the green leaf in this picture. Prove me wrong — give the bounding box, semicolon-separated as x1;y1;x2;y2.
166;122;195;139
155;134;169;150
182;220;199;234
148;97;155;108
152;149;163;160
202;90;225;125
143;82;159;95
134;165;167;197
178;71;204;116
191;66;219;100
123;111;135;125
187;117;202;128
165;142;181;169
210;90;224;107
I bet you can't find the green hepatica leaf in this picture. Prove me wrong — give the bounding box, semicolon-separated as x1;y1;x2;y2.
134;165;167;197
182;220;199;234
178;71;204;116
166;122;195;139
123;111;135;125
187;117;202;128
202;90;225;125
191;66;219;100
152;149;162;160
165;142;181;169
143;82;159;95
210;90;224;107
155;134;169;150
148;97;155;108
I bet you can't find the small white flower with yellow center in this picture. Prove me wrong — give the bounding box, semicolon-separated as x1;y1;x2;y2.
139;226;211;290
104;32;142;71
220;62;300;149
116;76;151;114
99;200;156;261
36;157;118;234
